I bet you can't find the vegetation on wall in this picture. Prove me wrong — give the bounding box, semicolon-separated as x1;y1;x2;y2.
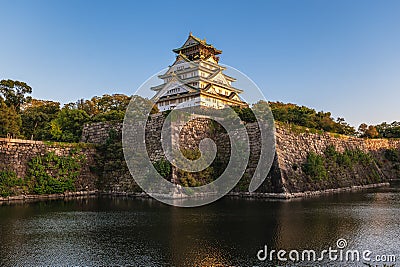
92;129;143;192
175;148;231;187
302;152;328;181
153;159;171;179
0;170;24;197
0;150;85;197
302;145;378;182
384;148;400;172
25;151;85;194
384;148;399;162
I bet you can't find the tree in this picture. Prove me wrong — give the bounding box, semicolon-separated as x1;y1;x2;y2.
358;123;381;138
90;110;125;122
261;101;356;135
358;123;368;137
0;79;32;112
358;123;380;138
365;125;379;138
336;117;356;136
0;99;21;138
77;94;131;117
376;121;400;138
50;108;90;142
21;99;60;140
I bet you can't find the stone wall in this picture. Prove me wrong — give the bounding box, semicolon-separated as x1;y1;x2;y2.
81;118;400;195
81;121;123;144
2;115;398;198
0;138;98;191
83;114;286;193
275;125;400;193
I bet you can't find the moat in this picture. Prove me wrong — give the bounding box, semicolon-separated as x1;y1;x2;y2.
0;181;399;267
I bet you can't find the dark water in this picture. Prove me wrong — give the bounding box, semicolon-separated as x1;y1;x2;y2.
1;182;399;267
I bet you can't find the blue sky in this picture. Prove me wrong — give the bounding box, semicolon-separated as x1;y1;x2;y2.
1;0;399;127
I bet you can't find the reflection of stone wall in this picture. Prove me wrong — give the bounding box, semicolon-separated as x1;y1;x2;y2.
0;138;98;191
81;119;400;194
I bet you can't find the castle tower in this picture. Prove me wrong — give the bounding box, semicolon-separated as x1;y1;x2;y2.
151;33;248;111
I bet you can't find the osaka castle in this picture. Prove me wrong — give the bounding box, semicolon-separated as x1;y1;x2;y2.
151;33;248;111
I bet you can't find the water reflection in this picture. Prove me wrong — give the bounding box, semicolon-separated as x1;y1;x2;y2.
0;183;399;266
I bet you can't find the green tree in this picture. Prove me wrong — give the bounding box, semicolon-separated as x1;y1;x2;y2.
91;110;126;122
50;107;90;142
376;121;400;138
302;152;327;180
358;123;368;137
0;79;32;112
232;106;257;123
21;99;60;140
0;99;21;138
254;101;356;135
336;117;356;135
77;94;131;117
75;94;139;122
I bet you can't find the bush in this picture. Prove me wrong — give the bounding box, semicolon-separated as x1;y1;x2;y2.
336;152;352;167
179;172;200;187
344;149;373;165
384;149;399;162
324;145;373;168
232;106;257;123
174;148;215;187
0;170;24;197
324;145;337;159
302;152;327;181
26;151;84;194
50;108;90;142
153;159;171;179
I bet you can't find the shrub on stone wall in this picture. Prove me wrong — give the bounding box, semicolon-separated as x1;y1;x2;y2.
323;145;374;168
177;149;215;186
25;151;85;194
153;159;171;179
0;170;24;197
302;152;328;181
384;149;399;162
303;146;379;183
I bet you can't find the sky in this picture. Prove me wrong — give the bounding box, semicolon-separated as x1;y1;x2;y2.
1;0;399;127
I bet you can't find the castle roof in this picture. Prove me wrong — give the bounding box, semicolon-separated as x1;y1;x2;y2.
172;32;222;55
